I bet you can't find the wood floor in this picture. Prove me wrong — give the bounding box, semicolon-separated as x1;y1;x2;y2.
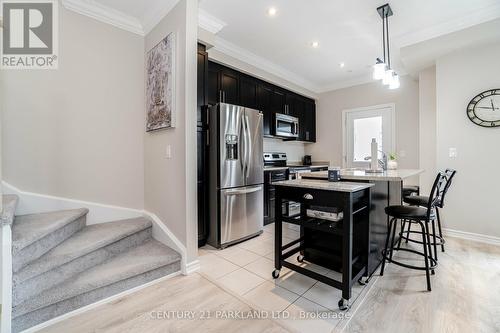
39;236;500;333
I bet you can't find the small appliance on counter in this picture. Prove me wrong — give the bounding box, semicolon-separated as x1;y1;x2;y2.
303;155;312;166
328;167;341;182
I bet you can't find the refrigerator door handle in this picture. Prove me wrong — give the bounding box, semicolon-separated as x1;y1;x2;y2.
239;116;245;172
244;114;252;179
224;185;263;196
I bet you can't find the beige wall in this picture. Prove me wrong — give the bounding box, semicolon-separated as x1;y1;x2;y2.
435;42;500;238
144;0;198;263
1;6;145;209
418;67;437;194
306;76;420;180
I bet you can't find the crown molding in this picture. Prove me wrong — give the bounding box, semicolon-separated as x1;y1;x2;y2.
198;8;226;34
61;0;144;35
213;37;321;93
394;2;500;48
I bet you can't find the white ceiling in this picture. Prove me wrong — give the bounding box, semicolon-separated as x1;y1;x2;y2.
63;0;500;92
199;0;500;92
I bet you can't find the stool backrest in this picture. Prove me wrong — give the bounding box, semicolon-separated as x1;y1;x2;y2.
426;172;447;217
439;169;457;208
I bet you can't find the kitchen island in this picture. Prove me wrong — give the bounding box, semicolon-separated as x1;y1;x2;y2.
272;179;374;310
301;169;424;276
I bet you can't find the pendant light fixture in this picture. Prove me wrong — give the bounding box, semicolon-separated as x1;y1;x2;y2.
373;3;399;89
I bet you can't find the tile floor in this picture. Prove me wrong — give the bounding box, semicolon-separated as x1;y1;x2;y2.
199;223;375;333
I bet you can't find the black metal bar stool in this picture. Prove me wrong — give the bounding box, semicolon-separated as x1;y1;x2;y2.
380;172;446;291
400;169;456;259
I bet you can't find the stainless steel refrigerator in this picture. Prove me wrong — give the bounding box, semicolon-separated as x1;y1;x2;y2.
208;103;264;248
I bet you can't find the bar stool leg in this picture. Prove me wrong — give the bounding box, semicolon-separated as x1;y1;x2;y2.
389;217;398;261
397;220;405;250
436;208;445;252
425;222;435;275
431;219;438;261
380;217;395;276
418;221;432;291
405;220;411;243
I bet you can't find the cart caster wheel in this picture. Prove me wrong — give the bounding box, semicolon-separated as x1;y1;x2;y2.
357;278;367;286
297;255;305;263
272;269;280;279
338;299;350;311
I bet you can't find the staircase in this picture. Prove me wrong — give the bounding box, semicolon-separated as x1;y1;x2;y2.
7;199;181;332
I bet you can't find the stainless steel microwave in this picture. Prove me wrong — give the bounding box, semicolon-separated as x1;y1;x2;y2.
275;113;299;138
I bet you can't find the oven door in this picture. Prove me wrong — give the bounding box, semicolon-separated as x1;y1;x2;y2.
275;113;299;138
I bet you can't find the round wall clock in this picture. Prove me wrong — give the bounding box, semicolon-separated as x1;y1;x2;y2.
467;89;500;127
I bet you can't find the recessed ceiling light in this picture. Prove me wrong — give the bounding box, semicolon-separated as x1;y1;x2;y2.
267;7;277;16
339;62;345;68
311;41;319;48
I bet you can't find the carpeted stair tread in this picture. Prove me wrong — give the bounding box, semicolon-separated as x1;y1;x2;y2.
1;194;19;226
12;208;89;254
13;217;152;285
13;239;181;318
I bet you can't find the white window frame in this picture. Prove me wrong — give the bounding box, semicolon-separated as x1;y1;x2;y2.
342;103;396;168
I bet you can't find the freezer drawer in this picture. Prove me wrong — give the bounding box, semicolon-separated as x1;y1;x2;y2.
220;185;263;246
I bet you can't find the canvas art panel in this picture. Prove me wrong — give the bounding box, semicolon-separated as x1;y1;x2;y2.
146;33;175;131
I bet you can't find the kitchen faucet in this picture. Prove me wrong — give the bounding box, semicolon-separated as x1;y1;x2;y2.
364;150;388;170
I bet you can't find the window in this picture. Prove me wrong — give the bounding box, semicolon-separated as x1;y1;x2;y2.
343;104;395;168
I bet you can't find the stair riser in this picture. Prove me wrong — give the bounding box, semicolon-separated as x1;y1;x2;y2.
13;216;86;272
12;261;181;332
13;227;153;306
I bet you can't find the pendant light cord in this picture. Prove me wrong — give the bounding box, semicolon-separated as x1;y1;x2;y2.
382;13;386;63
386;11;390;69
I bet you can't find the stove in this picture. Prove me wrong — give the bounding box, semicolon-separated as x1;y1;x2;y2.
263;152;287;167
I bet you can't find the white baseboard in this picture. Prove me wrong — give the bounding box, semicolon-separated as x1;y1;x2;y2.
443;228;500;246
184;260;200;275
21;271;182;333
2;181;143;225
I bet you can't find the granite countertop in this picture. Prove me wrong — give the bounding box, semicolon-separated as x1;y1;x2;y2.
302;169;424;181
273;179;374;192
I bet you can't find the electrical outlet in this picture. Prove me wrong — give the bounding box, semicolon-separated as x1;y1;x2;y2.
449;148;457;158
166;145;172;159
399;150;406;158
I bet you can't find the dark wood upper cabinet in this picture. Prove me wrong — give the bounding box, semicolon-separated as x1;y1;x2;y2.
271;89;286;115
207;65;220;106
207;60;316;142
239;75;258;109
257;84;274;136
304;100;316;142
220;68;239;104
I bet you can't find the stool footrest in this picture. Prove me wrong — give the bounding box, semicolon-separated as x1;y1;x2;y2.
400;231;445;246
382;248;437;271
